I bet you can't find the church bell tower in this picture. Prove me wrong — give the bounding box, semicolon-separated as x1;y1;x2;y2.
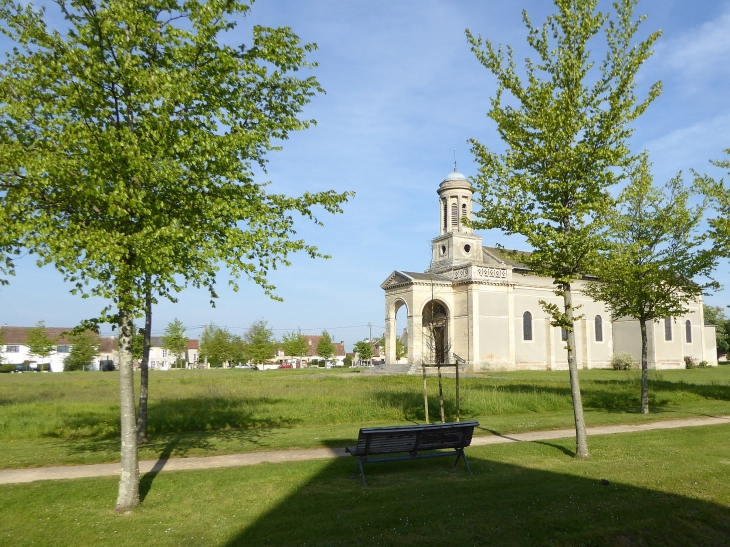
427;168;483;273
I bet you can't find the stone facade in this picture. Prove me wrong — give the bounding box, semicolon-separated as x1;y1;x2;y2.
382;170;717;371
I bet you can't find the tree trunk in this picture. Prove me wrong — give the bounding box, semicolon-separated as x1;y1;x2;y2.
640;318;649;414
116;307;139;512
563;283;590;459
136;288;152;444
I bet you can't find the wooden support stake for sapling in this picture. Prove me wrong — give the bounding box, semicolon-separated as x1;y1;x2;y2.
438;365;445;424
422;364;429;424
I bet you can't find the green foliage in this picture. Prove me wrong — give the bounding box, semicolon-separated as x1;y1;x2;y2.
395;338;407;360
281;329;308;358
316;331;335;361
697;148;730;290
704;305;730;356
25;321;56;362
353;340;373;363
466;0;661;323
0;0;352;315
685;356;697;369
244;320;276;364
584;155;716;325
611;353;637;371
343;355;353;368
63;331;101;372
161;319;188;368
0;363;13;373
199;324;242;367
131;330;144;362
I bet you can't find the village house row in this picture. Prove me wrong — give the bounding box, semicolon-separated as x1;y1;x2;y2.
0;326;350;371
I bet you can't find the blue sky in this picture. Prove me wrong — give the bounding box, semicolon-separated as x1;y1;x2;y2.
2;0;730;350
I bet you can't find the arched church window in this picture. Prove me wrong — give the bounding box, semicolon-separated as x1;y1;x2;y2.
665;317;672;341
442;200;447;231
595;315;603;342
561;327;568;341
685;320;692;343
451;203;458;227
523;311;532;341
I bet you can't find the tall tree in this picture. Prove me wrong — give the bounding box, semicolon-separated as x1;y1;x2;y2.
698;150;730;356
703;305;730;358
353;340;373;365
162;318;188;369
0;0;350;511
26;321;56;370
583;155;716;413
465;0;661;459
200;324;239;368
63;330;101;371
136;289;153;444
316;330;335;362
281;329;308;363
244;320;276;365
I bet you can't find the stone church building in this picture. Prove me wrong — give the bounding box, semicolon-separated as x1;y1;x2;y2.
382;169;717;371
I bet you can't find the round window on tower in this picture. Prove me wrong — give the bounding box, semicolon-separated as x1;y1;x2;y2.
464;244;471;254
440;245;447;256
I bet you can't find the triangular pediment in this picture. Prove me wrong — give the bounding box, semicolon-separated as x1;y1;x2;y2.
380;271;412;289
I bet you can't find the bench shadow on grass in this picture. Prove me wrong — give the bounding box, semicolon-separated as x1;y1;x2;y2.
220;445;730;547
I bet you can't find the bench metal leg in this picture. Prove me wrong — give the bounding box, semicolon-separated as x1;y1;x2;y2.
453;449;473;475
462;450;473;474
351;459;368;486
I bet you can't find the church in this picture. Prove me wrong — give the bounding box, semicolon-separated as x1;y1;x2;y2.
381;169;718;371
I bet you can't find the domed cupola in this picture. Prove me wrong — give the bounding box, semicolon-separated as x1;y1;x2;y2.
437;169;473;236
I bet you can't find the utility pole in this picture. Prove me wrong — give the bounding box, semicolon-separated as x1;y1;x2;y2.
368;322;372;365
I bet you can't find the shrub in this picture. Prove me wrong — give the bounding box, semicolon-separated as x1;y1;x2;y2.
611;352;636;371
0;364;14;373
343;356;353;368
684;356;697;369
698;360;708;368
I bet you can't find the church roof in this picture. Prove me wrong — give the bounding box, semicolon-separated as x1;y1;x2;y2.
401;271;452;282
482;246;531;270
444;171;467;182
381;270;452;289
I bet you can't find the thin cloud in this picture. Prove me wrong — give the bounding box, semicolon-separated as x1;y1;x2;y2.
658;8;730;77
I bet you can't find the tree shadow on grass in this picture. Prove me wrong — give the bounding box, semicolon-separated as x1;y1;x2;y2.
42;395;302;461
219;443;730;547
139;436;181;502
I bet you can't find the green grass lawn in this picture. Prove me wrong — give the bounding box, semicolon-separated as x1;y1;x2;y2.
0;366;729;468
1;423;729;546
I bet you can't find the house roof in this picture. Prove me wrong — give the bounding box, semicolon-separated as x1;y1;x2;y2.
99;337;116;353
187;339;199;350
303;335;345;357
0;326;92;346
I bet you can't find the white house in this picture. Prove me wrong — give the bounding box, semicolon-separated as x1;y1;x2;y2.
0;325;101;372
270;335;346;369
